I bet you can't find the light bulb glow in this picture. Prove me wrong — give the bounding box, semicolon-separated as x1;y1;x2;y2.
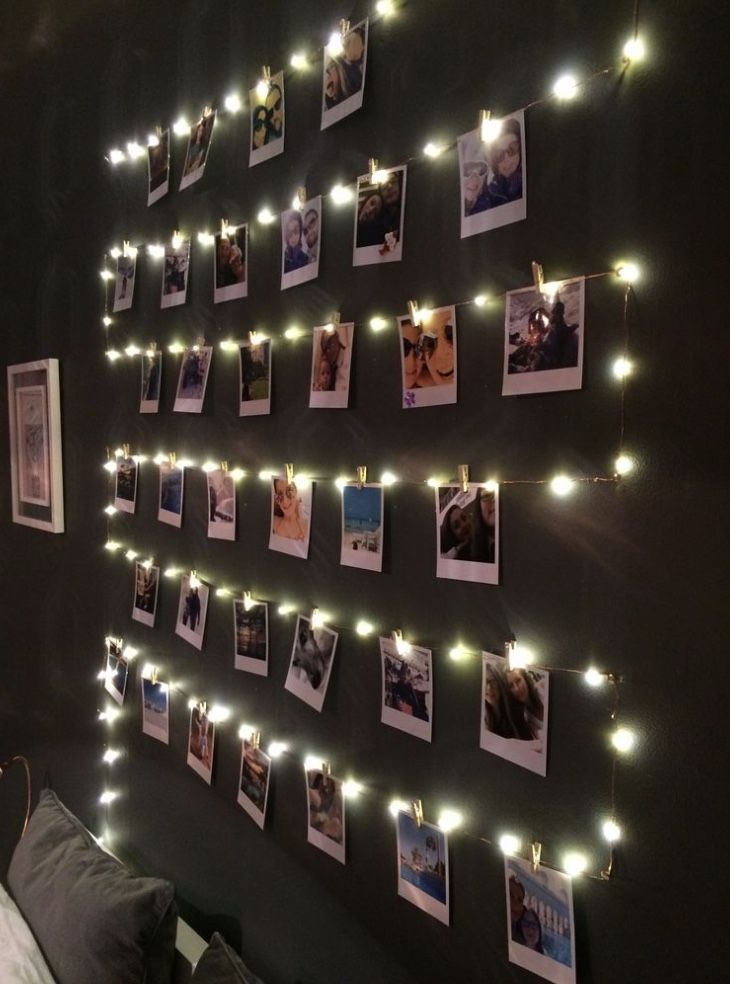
426;477;441;488
104;540;121;551
473;294;488;307
224;93;242;113
103;460;117;473
327;32;344;56
550;475;575;496
173;117;189;136
553;74;579;100
102;315;112;327
147;133;160;148
238;723;255;740
284;325;304;340
122;646;138;660
219;339;238;352
164;567;179;578
356;620;373;637
615;454;634;476
109;148;126;165
375;0;394;14
617;262;640;283
330;183;353;205
202;461;218;473
623;37;646;61
499;834;522;856
371;168;389;186
611;728;636;754
612;357;633;380
304;754;324;772
124;344;140;357
423;141;443;158
507;645;533;669
106;350;122;362
290;52;307;70
395;637;411;657
268;741;288;758
602;819;622;843
99;791;118;805
168;342;184;354
147;244;165;258
335;476;349;491
369;316;388;331
197;231;214;246
380;471;397;486
124;549;138;561
255;78;269;101
230;468;245;481
343;779;363;799
389;798;409;818
171;232;183;249
257;207;276;224
278;604;294;616
109;248;121;259
96;670;106;681
104;505;117;516
483;480;499;492
481;117;503;143
563;852;588;877
449;645;467;662
100;269;114;281
126;141;144;159
438;809;463;832
99;707;121;723
187;698;199;710
102;749;121;764
258;469;275;480
584;668;606;688
310;610;325;630
215;587;231;598
209;705;230;724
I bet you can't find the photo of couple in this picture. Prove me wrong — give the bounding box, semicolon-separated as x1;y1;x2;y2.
180;111;215;190
458;111;527;238
507;857;575;984
309;323;353;409
280;196;321;290
399;306;457;408
214;224;247;304
354;166;406;266
250;72;284;166
436;483;499;585
480;653;549;776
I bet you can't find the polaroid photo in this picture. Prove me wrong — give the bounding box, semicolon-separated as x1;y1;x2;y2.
114;455;138;514
397;811;449;925
340;483;383;572
214;224;248;304
140;351;161;413
14;385;50;508
506;856;576;984
112;254;136;312
132;561;160;628
436;483;499;585
179;110;216;191
187;704;215;784
147;127;170;206
281;196;321;290
480;653;549;777
233;599;268;675
207;468;235;541
238;739;271;829
353;165;406;267
175;574;210;651
249;70;285;166
239;339;271;416
141;675;169;744
160;239;191;308
458;111;526;239
309;323;353;408
284;615;338;713
174;346;212;413
502;277;585;396
104;643;128;707
307;768;346;864
399;305;457;409
321;18;368;130
269;476;312;559
380;636;432;743
158;461;184;527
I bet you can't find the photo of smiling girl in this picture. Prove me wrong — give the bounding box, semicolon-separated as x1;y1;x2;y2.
398;305;457;409
280;196;321;290
457;110;526;238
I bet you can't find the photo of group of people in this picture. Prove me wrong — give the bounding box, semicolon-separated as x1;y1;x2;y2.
114;454;138;513
250;72;284;166
147;128;170;205
214;224;248;304
174;345;212;413
187;702;215;784
353;165;406;266
238;739;271;829
321;19;368;129
307;768;345;863
233;599;268;675
480;653;549;776
380;637;433;742
132;561;159;628
396;810;449;925
309;324;353;408
161;240;190;308
140;350;161;413
458;111;526;238
285;615;338;713
175;574;210;651
280;196;321;290
141;673;169;745
239;339;271;416
180;111;216;191
104;637;128;706
399;306;457;408
507;857;575;984
503;278;585;396
207;468;235;540
436;483;499;585
269;477;312;559
158;460;184;527
340;483;383;572
113;254;136;312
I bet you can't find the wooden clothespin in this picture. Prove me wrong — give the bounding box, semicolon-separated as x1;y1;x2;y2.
322;761;331;778
122;240;131;257
368;158;379;182
261;66;271;85
122;443;130;458
310;607;323;629
392;629;411;657
458;464;469;493
412;800;424;828
357;466;367;490
250;731;261;750
296;186;307;209
220;460;228;473
189;569;199;588
328;312;341;332
532;261;544;298
150;666;158;686
285;463;294;484
202;106;213;120
407;300;420;327
340;19;350;36
168;451;177;468
199;699;207;716
172;230;182;248
531;841;542;873
243;590;254;611
221;218;230;237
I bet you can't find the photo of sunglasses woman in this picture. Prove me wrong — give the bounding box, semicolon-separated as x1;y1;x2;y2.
398;306;457;408
321;20;368;130
249;71;285;166
435;483;499;585
458;110;527;238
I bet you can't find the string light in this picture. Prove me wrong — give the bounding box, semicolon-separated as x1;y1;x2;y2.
209;705;231;723
326;32;344;57
330;183;353;205
219;339;238;352
562;852;588;877
268;741;288;758
623;37;646;61
163;567;180;578
238;723;256;740
124;549;138;561
611;727;636;754
108;148;125;165
109;247;122;259
389;799;409;818
255;77;270;101
278;604;294;616
102;315;112;327
173;117;189;136
473;294;488;307
171;231;183;249
426;477;441;488
602;819;622;843
335;476;349;491
612;356;633;380
100;269;114;281
224;93;242;113
304;754;325;771
123;646;138;660
103;459;117;473
168;342;185;354
147;244;165;258
126;141;144;160
369;316;388;331
584;668;606;688
104;540;121;551
104;505;117;516
617;262;640;283
99;707;120;724
355;620;374;637
99;791;118;805
215;587;232;598
146;133;159;148
614;454;634;476
375;0;395;15
499;834;522;856
102;749;122;764
258;469;275;480
343;779;364;798
507;645;533;669
230;468;245;481
553;74;579;99
124;344;140;357
380;471;397;486
423;141;444;158
201;461;218;473
448;645;467;662
284;325;304;340
197;231;214;246
550;474;575;496
257;207;276;225
480;116;503;142
289;52;307;70
483;480;499;492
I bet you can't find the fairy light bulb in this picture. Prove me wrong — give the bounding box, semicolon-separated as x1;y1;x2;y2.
290;52;307;69
124;344;140;357
278;603;294;616
615;454;634;476
99;791;118;805
125;549;138;561
100;268;114;281
395;636;411;657
584;667;606;688
611;727;636;754
553;74;579;99
257;207;275;224
507;645;533;669
284;325;304;340
356;620;373;637
147;244;165;258
375;0;395;14
106;350;122;362
215;587;231;598
238;723;255;741
171;231;183;249
173;117;189;136
109;148;125;165
102;749;121;764
369;316;388;331
389;799;409;818
380;471;397;486
209;705;230;723
330;183;353;205
304;754;324;772
104;540;121;551
343;779;363;798
230;468;245;481
612;356;633;380
438;809;462;832
448;645;467;662
102;316;112;327
550;474;575;496
255;76;269;101
126;141;144;160
219;339;238;352
268;741;288;758
483;479;499;492
481;116;503;143
426;477;440;488
473;294;488;307
602;819;622;843
563;852;588;876
109;247;121;259
147;133;160;147
423;141;443;158
201;460;218;473
499;834;521;856
104;505;117;516
623;37;646;61
617;262;640;283
168;342;184;354
224;92;242;113
197;231;214;246
327;32;344;56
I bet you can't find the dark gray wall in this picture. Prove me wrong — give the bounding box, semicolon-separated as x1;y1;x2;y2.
1;2;728;982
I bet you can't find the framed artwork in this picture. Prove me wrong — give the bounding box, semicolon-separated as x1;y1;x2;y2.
7;358;64;532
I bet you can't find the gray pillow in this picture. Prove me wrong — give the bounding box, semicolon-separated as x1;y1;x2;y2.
191;933;264;984
8;788;178;984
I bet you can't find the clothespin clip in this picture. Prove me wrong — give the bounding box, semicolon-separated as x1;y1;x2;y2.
193;335;205;352
221;460;228;473
122;443;130;458
243;590;254;611
412;800;424;828
327;312;340;333
146;341;157;356
123;240;131;257
478;109;490;140
340;18;351;37
532;261;544;298
171;230;181;248
531;841;542;872
199;699;207;716
150;666;158;685
368;157;379;182
143;556;154;570
202;105;213;120
189;569;200;588
392;629;411;657
285;463;294;484
221;218;230;237
322;761;332;778
357;466;367;490
261;66;271;86
310;607;323;629
458;464;469;493
296;186;307;209
250;731;261;750
407;300;421;327
168;451;177;468
504;640;516;666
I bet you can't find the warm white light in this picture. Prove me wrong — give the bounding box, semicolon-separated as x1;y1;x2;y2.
219;339;238;352
103;749;121;764
395;637;411;657
168;342;185;354
258;469;275;480
449;645;468;662
426;477;440;488
99;791;118;805
99;707;121;723
109;148;126;165
584;667;606;688
369;316;388;331
330;183;353;205
215;587;231;598
356;620;373;637
238;723;255;741
100;269;114;281
268;741;288;758
437;809;463;833
125;549;138;561
257;207;276;225
499;833;522;856
327;31;344;56
102;315;112;327
249;331;267;345
508;645;533;669
473;294;488;307
202;461;218;473
209;705;230;724
615;454;634;476
550;474;575;496
197;231;214;246
563;852;588;877
380;471;397;486
611;728;636;754
371;168;389;186
114;447;124;458
104;540;121;551
189;574;201;590
122;646;138;660
103;460;117;473
278;603;294;615
553;74;579;99
126;141;144;160
96;670;106;681
389;799;409;818
104;505;117;516
153;453;167;466
284;325;304;340
187;698;199;710
343;779;364;799
164;567;179;578
335;476;349;491
304;754;324;772
310;610;325;630
173;116;189;136
124;344;140;357
254;76;269;101
230;468;245;481
147;133;160;148
602;819;622;843
417;307;433;325
147;244;165;258
375;0;395;14
623;37;646;61
542;281;561;299
483;479;499;492
171;232;183;249
290;52;307;70
109;247;121;259
617;262;640;283
481;116;503;143
224;92;242;113
423;141;443;158
293;473;310;488
106;349;122;362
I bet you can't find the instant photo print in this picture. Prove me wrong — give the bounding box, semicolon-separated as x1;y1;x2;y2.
160;240;191;308
175;574;210;651
114;455;138;514
207;468;235;540
250;71;285;166
140;350;162;413
147;128;170;205
436;483;499;585
141;675;169;745
214;224;248;304
321;18;368;130
398;305;457;409
179;111;216;190
238;739;271;829
132;561;159;628
104;645;128;707
309;323;353;409
340;482;383;572
353;165;406;266
458;110;526;239
187;703;215;784
380;636;433;742
284;615;338;713
112;253;136;312
306;768;346;864
396;810;449;925
281;195;321;290
239;339;271;416
269;476;313;559
233;599;269;675
480;652;549;777
158;461;184;527
174;345;212;413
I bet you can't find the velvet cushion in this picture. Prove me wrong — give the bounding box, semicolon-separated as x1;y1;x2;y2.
8;788;178;984
191;933;264;984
